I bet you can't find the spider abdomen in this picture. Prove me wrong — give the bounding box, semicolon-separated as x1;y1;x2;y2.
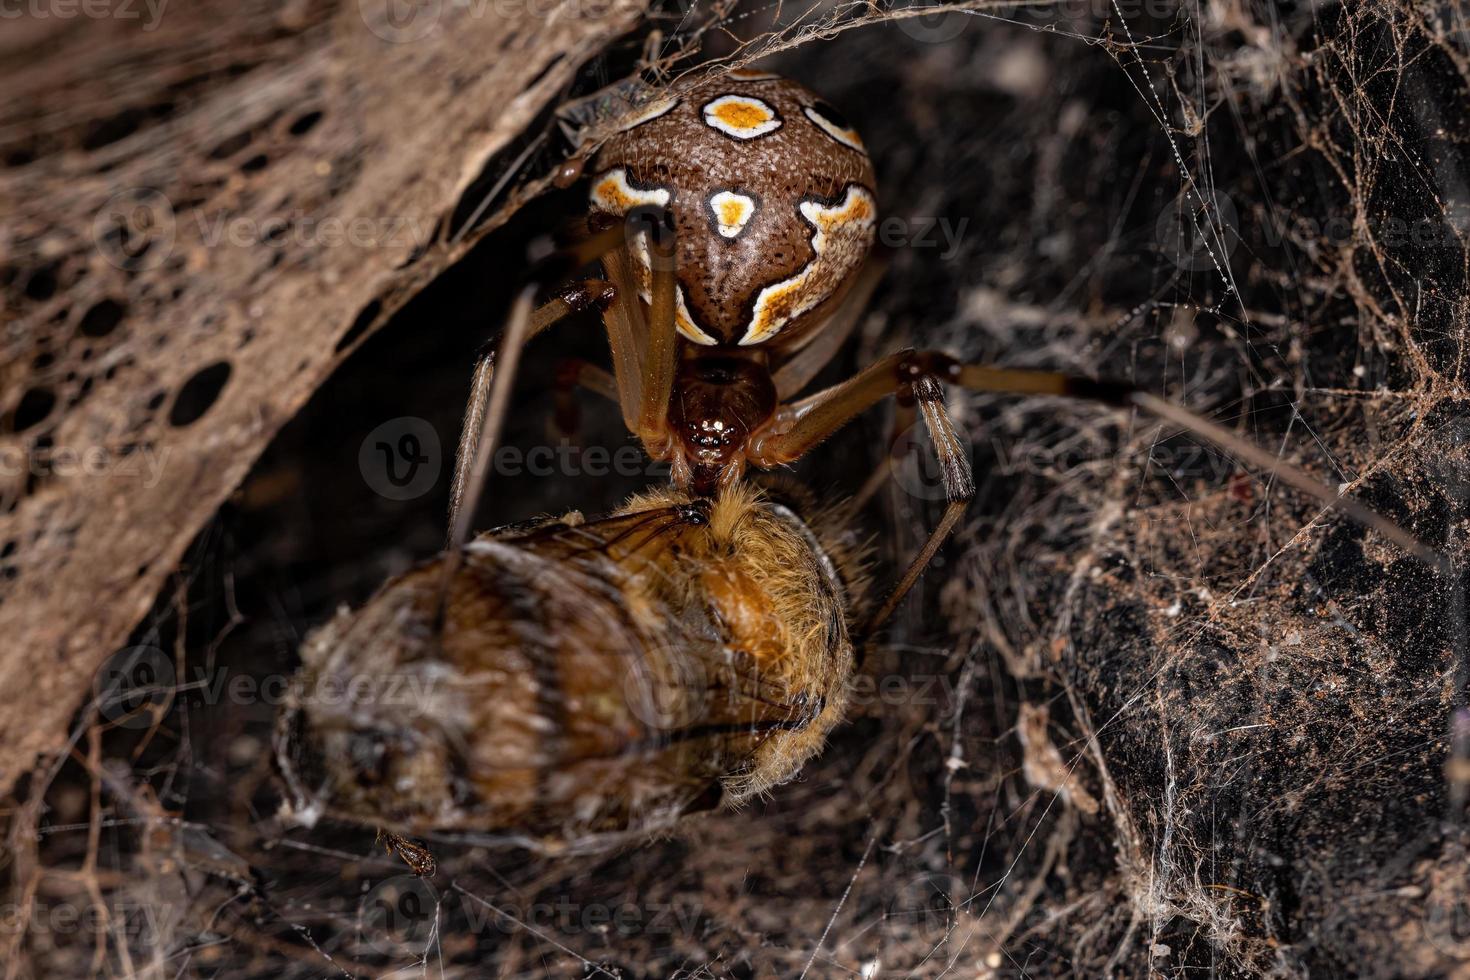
590;72;877;351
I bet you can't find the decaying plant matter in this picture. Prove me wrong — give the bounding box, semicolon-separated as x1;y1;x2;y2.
0;0;644;794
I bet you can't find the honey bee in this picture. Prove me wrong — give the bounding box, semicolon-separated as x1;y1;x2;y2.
274;482;863;853
273;69;1439;870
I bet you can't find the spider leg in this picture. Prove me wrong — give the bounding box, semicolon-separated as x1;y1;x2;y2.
638;209;678;448
598;245;648;430
444;218;629;546
747;349;921;467
747;350;975;630
439;211;684;621
952;364;1444;571
445;278;617;550
589;206;678;448
864;373;974;632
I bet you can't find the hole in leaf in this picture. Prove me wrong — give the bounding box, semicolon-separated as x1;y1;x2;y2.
169;362;232;427
289;111;323;136
24;264;58;301
9;388;56;433
78;298;127;338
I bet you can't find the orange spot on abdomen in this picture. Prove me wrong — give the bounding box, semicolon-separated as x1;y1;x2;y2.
712;101;771;130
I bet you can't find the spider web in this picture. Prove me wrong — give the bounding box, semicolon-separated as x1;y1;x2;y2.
8;1;1470;977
